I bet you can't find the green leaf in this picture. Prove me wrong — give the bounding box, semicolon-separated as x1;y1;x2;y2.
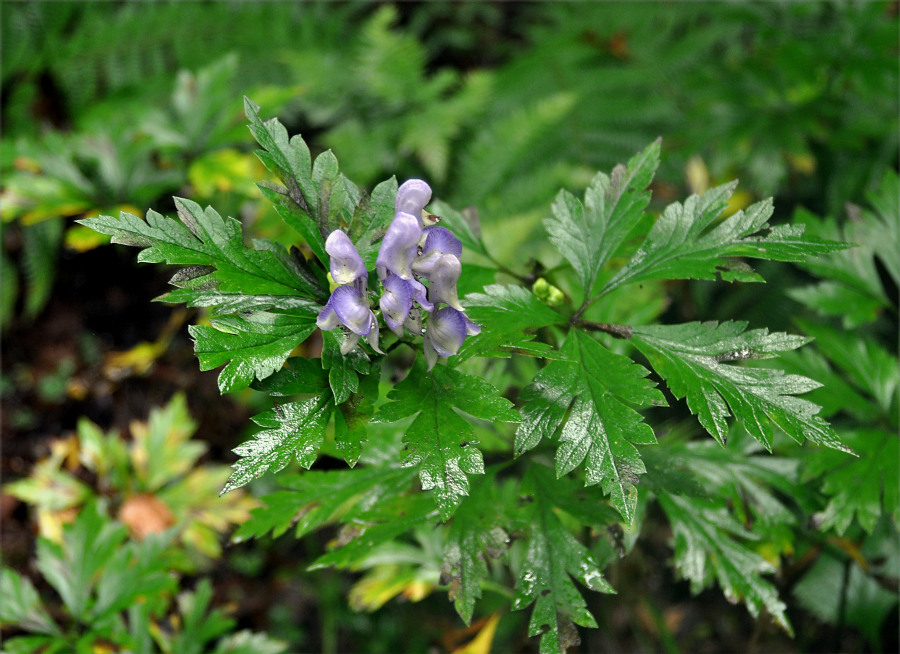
21;218;64;320
321;330;372;405
235;466;417;541
190;310;317;394
310;493;436;570
657;491;792;635
794;318;898;424
246;98;366;266
787;201;892;328
545;140;659;302
787;281;884;329
631;321;848;452
91;532;175;623
334;360;381;466
857;168;900;287
221;394;332;494
458;284;564;360
516;330;665;522
81;199;317;295
644;431;815;553
511;465;614;654
244;96;325;264
251;356;330;396
0;568;59;635
601;183;849;294
441;474;509;625
804;428;899;534
793;527;899;647
35;503;127;621
375;359;519;520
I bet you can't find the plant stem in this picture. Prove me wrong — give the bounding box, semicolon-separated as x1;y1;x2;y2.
572;319;633;339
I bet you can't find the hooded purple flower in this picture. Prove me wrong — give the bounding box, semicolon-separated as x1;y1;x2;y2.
422;306;481;370
318;233;380;354
317;281;381;354
395;179;432;223
325;229;366;285
411;226;462;276
376;211;421;282
380;274;433;337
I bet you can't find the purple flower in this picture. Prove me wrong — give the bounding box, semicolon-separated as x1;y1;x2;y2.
380;274;433;337
379;274;412;337
317;280;382;354
423;307;481;370
424;254;464;311
376;211;421;282
412;226;462;277
325;230;366;285
395;179;432;222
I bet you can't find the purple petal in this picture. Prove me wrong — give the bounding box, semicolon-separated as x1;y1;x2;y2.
325;230;366;285
424;307;467;358
316;297;342;331
330;285;372;335
425;254;463;311
422;226;462;259
376;211;421;281
380;274;412;336
408;277;434;312
395;179;432;219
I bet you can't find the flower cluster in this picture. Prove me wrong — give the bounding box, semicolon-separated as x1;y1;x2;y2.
316;179;479;368
316;230;381;355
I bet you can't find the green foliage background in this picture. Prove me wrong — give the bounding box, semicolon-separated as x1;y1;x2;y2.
2;2;897;653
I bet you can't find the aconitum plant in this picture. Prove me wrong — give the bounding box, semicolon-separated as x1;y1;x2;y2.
317;179;479;365
81;98;857;653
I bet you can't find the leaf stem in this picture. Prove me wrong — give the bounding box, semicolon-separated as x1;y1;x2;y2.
572;319;633;339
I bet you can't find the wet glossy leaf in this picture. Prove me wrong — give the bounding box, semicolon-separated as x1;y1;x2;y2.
78;197;322;306
221;394;332;494
375;359;519;520
804;428;899;534
235;467;416;541
458;284;564;360
602;182;849;294
441;475;509;625
657;491;792;635
511;465;614;654
190;310;317;394
516;330;665;521
545;140;659;302
631;321;848;452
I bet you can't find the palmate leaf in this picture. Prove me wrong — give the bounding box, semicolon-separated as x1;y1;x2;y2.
457;284;565;360
656;491;792;635
375;359;519;521
600;181;849;295
220;393;332;495
516;330;666;522
441;473;510;625
545;139;659;302
631;322;849;452
803;428;899;534
190;310;318;394
234;466;417;541
78;198;321;302
511;465;614;654
247;97;396;268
